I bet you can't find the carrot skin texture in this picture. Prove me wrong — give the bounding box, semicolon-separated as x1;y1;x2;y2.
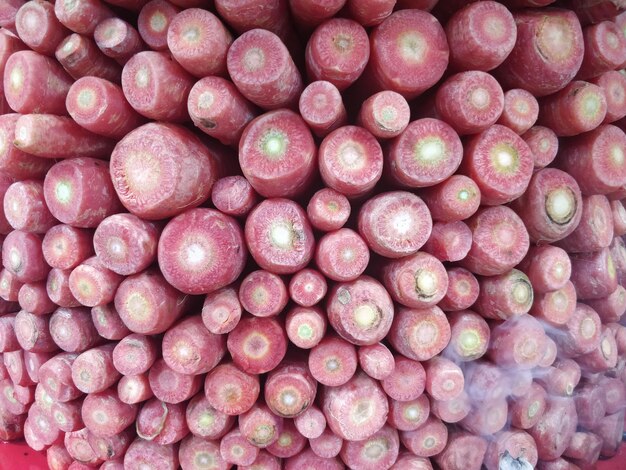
55;33;122;83
0;114;53;180
148;359;202;405
137;0;180;51
299;80;347;138
112;333;158;376
93;18;145;65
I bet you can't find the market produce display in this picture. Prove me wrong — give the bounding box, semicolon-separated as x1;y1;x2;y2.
1;0;626;469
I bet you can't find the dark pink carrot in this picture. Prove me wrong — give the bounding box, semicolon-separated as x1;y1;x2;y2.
26;402;62;448
495;9;584;97
459;206;529;276
381;356;425;402
64;428;102;466
87;428;133;462
434;431;488;470
388;118;463;189
571;0;626;24
556;124;626;195
185;392;235;439
124;438;179;470
358;342;395;381
577;20;626;80
50;398;83;432
117;374;153;404
239;110;316;199
82;390;137;439
38;353;81;402
0;313;18;352
267;420;306;458
43;158;122;229
110;123;217;220
358;191;432;258
284;448;343;469
306;189;350;233
556;194;613;253
388;306;450;361
201;286;242;335
93;18;144;65
288;270;327;310
424;356;464;401
46;445;73;470
599;376;626;414
15;0;68;56
239;403;284;448
326;275;394;346
483;430;538;470
245;198;315;275
612;200;626;236
93;214;158;276
578;324;618;373
322;371;389;442
23;350;54;383
238;270;288;318
162;315;226;375
42;225;93;271
205;362;259;416
368;10;448;99
592;70;626;124
49;307;99;353
66;77;146;140
551;303;602;357
318;125;384;198
0;114;52;180
167;8;231;78
358;90;410;139
305;18;369;91
220;429;259;466
15;114;115;159
149;359;202;405
445;1;515;71
3;50;73;115
381;251;447;309
121;51;193;122
55;33;121;83
530;280;577;327
2;230;49;283
488;314;548;370
137;0;179;51
509;382;547;430
435;71;504;136
308;336;357;387
594;410;625;458
512;169;583;244
188;77;257;147
420;175;480;223
1;379;29;415
461;397;509;437
54;0;113;35
315;228;369;282
518;245;571;293
299;80;347;138
340;424;399;468
570;247;618;300
136;398;188;444
474;269;534;320
606;322;626;355
71;344;119;394
587;284;626;322
388;394;430;431
157;208;246;295
390;452;433;470
211;176;259;218
68;256;123;307
46;268;80;308
227;316;287;375
422;221;472;262
18;282;55;315
347;0;395;26
14;310;56;353
114;270;189;335
180;436;230;470
537;80;607;136
461;124;534;206
112;334;157;376
498;88;539;135
564;432;603;467
401;416;448;457
227;29;302;110
430;392;471;424
523;125;560;169
535;358;581;397
284;306;326;350
0;269;24;303
529;396;578;461
288;0;345;28
293;405;325;439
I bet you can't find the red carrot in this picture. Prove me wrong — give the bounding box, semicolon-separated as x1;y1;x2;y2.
93;18;144;65
587;284;626;323
556;194;614;253
308;336;357;387
54;0;113;35
422;221;472;263
238;270;288;318
592;70;626;124
185;392;234;439
239;403;284;448
388;306;450;361
42;224;93;271
284;448;343;469
136;0;179;51
46;268;81;308
551;303;602;358
358;90;409;139
201;286;242;335
388;118;463;188
204;362;260;416
341;424;399;468
69;256;123;307
136;398;188;444
474;269;534;320
299;80;347;138
577;325;618;373
15;0;68;56
49;307;100;353
18;282;55;315
293;405;325;439
388;394;430;431
518;245;571;293
523;125;559;169
401;416;448;457
430;392;471;425
55;33;122;82
569;247;618;300
358;342;395;381
530;281;577;327
87;428;133;462
148;359;202;405
267;420;306;458
72;344;119;394
179;436;229;470
2;230;49;283
38;352;81;402
117;374;153;405
420;175;481;223
226;316;287;375
0;114;52;180
123;438;179;470
0;269;24;302
488;314;548;370
219;428;259;466
497;88;539;135
577;20;626;80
